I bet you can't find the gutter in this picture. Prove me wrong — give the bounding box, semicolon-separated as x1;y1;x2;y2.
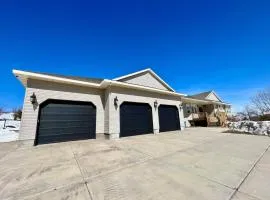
13;69;101;88
100;79;185;97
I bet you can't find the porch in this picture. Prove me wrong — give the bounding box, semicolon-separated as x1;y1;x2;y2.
183;99;230;127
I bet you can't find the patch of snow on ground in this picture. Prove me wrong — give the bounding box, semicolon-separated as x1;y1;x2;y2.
0;120;20;142
227;121;270;136
0;113;14;120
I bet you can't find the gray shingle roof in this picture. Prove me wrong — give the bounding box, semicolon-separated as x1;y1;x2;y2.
188;91;212;100
27;71;104;84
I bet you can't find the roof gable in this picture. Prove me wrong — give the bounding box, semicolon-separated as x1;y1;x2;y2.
113;68;175;92
189;91;223;102
189;91;211;100
205;91;222;102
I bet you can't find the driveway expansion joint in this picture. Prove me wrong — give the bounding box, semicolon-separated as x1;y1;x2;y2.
228;143;270;200
69;143;94;200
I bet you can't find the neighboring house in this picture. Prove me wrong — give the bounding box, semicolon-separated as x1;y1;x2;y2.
182;91;231;127
13;68;231;146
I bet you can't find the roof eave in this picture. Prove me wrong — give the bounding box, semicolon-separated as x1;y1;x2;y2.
13;69;185;97
13;69;101;88
182;97;231;106
101;79;184;97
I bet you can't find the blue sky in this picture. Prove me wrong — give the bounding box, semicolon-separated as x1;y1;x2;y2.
0;0;269;112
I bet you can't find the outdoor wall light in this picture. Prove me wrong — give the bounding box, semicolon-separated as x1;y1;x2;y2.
154;100;158;108
30;93;37;104
114;96;118;106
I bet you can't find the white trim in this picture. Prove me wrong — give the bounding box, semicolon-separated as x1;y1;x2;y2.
148;69;175;92
101;79;184;97
113;68;150;81
12;69;101;88
113;68;175;92
205;90;223;102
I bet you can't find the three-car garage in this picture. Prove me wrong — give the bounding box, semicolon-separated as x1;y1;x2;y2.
14;69;185;146
36;100;181;145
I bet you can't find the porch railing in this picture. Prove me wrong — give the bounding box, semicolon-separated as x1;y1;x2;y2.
191;112;206;120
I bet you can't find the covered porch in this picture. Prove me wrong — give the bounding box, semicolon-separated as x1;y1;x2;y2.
182;97;231;127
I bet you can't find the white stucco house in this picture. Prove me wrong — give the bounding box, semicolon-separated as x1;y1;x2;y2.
13;68;230;145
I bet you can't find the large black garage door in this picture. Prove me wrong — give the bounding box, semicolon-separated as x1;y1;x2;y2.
120;102;153;137
158;105;180;132
36;100;96;145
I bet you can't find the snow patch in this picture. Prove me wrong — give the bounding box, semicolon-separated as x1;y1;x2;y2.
0;113;14;120
227;121;270;136
0;120;20;142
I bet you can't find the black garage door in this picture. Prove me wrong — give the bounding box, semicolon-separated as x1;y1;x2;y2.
36;100;96;145
158;105;180;132
120;102;153;137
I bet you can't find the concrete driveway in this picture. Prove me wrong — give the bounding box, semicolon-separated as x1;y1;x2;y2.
0;128;270;200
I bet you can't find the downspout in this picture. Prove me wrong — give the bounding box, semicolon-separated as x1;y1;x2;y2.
107;81;112;139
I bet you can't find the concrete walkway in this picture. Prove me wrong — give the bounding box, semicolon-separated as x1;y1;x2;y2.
0;128;269;200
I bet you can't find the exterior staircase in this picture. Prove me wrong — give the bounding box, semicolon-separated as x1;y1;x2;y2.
216;111;227;127
206;112;219;126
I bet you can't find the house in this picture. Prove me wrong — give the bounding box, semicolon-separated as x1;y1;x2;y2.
182;91;231;127
13;68;231;146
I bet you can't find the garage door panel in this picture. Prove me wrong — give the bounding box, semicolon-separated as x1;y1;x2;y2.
41;108;95;116
37;133;92;145
38;123;94;130
39;121;94;128
158;105;180;132
36;100;96;145
40;111;95;116
38;126;93;135
120;102;153;137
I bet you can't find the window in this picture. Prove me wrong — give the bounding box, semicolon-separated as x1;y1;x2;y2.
199;107;203;112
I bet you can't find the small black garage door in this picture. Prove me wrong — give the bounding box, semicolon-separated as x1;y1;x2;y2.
120;102;153;137
158;105;180;132
36;100;96;145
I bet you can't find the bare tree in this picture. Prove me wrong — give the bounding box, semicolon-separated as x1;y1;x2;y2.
13;108;22;120
0;107;3;115
235;111;249;121
244;105;258;120
251;88;270;114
